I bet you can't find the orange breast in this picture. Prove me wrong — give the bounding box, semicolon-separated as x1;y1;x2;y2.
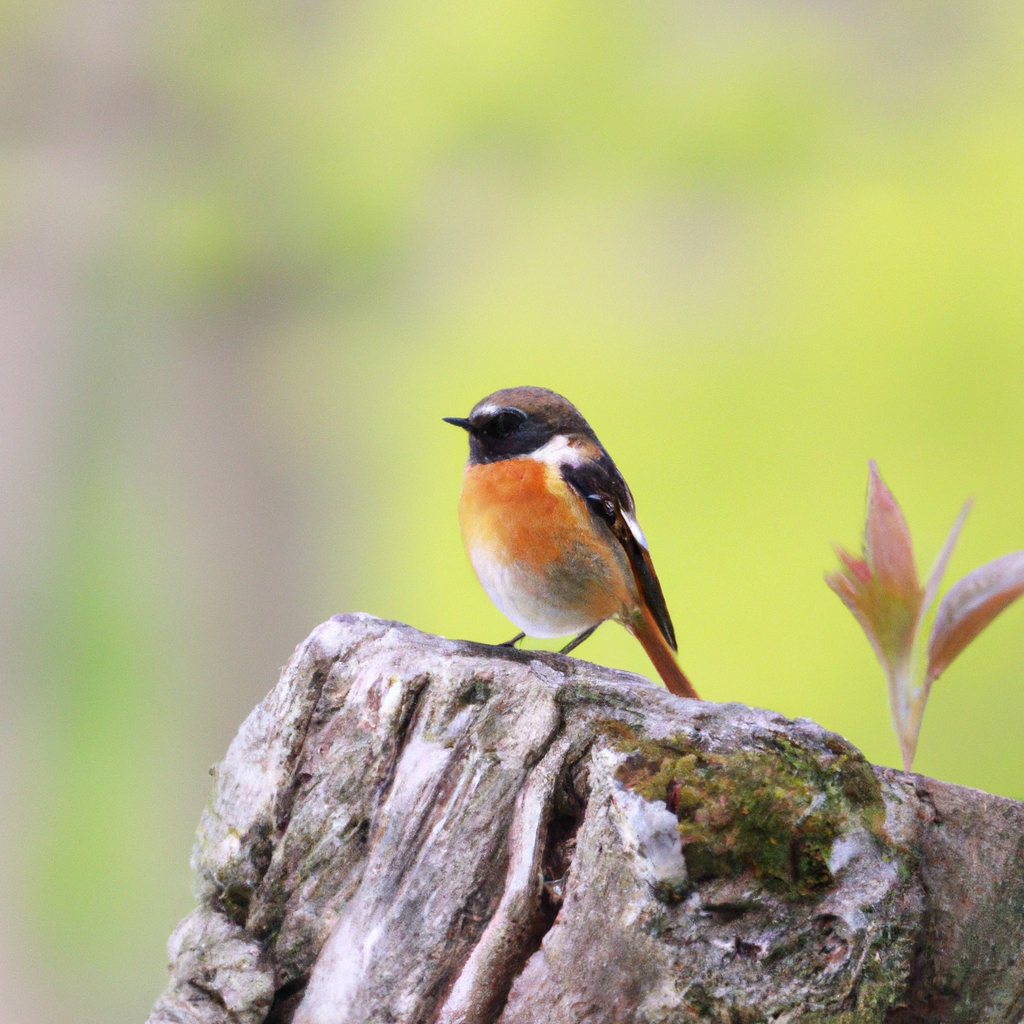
459;459;576;569
458;458;636;630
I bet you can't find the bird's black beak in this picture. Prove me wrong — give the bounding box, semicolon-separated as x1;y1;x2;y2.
443;417;473;431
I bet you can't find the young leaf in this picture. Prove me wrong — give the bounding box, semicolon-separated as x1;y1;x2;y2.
927;550;1024;685
829;463;1024;773
825;462;921;683
918;499;972;635
864;461;922;614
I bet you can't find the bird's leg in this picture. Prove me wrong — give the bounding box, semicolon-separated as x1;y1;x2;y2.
497;631;526;648
560;624;599;655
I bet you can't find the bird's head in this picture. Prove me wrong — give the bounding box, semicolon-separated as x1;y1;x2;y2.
444;386;597;464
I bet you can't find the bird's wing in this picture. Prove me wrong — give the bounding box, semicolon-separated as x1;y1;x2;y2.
560;454;678;652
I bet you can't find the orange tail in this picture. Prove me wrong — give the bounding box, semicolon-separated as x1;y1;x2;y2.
630;605;699;699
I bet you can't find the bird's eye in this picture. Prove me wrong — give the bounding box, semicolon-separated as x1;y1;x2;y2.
484;409;526;438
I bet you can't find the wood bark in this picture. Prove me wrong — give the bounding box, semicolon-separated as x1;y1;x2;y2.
148;614;1024;1024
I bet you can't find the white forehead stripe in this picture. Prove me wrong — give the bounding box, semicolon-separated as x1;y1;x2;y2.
526;434;586;468
472;404;501;419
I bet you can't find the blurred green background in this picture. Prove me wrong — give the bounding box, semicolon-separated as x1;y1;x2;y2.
2;0;1023;1020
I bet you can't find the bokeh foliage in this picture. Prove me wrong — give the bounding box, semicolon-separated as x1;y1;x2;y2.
11;0;1024;1021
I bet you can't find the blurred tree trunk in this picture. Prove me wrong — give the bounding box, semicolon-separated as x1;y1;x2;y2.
148;615;1024;1024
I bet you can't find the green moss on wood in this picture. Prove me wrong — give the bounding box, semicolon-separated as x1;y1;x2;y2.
605;723;886;900
218;879;254;925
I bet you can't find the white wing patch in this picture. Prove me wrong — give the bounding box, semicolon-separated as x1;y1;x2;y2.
622;510;648;549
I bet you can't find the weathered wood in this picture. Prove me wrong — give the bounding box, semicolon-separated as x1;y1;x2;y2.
148;614;1024;1024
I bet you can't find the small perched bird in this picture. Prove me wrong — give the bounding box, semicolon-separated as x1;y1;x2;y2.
445;386;697;699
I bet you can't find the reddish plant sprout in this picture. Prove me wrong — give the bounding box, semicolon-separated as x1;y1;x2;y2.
827;461;1024;771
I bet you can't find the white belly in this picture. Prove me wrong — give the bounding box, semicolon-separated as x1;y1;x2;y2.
468;544;604;638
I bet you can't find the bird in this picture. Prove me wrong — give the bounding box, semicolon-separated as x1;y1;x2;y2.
444;386;698;699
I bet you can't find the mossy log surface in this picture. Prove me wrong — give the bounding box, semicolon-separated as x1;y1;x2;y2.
148;614;1024;1024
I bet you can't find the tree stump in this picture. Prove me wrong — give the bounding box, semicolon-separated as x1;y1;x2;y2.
147;614;1024;1024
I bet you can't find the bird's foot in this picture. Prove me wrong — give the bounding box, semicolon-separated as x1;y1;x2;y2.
560;624;599;655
